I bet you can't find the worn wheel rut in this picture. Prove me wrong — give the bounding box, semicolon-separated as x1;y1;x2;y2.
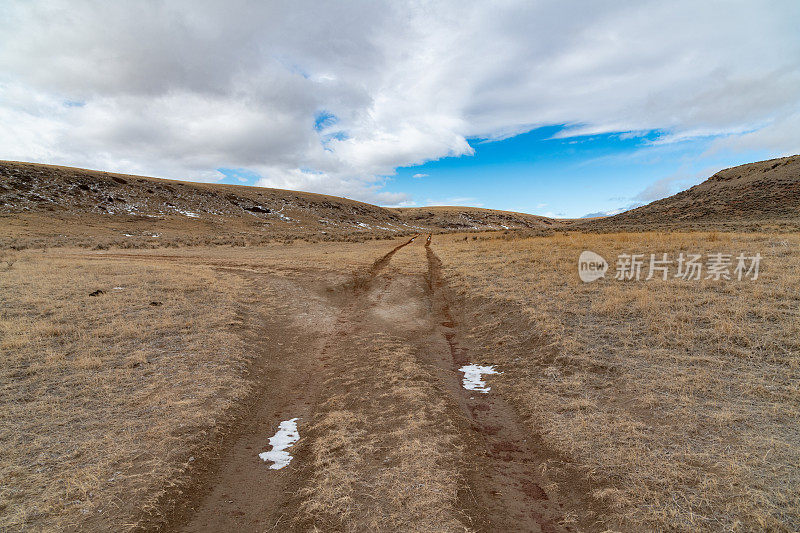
424;238;574;532
157;235;584;532
159;237;417;532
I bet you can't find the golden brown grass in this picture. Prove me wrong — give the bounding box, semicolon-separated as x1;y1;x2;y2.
298;332;465;532
0;212;409;251
434;231;800;531
0;238;415;531
5;231;797;531
0;250;260;531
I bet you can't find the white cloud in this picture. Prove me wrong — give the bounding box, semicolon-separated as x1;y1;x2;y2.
253;167;408;206
0;1;798;203
412;173;429;178
708;111;800;156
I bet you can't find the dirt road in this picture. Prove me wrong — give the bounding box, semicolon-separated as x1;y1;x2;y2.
157;236;582;532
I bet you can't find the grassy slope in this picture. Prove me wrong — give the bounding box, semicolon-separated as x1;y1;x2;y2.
0;161;553;249
581;155;800;232
394;205;560;231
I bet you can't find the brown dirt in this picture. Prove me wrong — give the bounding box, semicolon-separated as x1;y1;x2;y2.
154;280;333;532
152;236;603;532
424;240;605;532
152;239;416;532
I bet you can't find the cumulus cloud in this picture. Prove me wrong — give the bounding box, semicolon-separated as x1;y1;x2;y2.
1;1;798;204
412;173;429;179
252;167;408;206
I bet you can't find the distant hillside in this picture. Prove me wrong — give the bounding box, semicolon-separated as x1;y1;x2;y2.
0;161;553;248
583;155;800;231
394;206;554;231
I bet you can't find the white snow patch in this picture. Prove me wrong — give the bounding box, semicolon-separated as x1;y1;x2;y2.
459;364;501;393
112;287;124;290
177;210;200;218
259;418;300;470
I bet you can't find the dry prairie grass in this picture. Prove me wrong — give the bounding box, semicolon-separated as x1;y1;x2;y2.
0;238;413;531
5;231;797;531
298;332;465;532
76;238;412;274
434;231;800;531
0;212;408;251
0;251;255;531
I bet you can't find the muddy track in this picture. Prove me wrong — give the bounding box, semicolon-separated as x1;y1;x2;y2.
151;235;590;532
423;240;574;532
153;237;418;532
353;234;418;288
370;234;418;274
147;274;330;533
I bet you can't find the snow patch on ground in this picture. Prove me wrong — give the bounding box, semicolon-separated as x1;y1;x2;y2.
176;209;200;218
259;418;300;470
459;364;501;393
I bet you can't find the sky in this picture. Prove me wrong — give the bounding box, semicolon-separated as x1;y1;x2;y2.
1;1;798;218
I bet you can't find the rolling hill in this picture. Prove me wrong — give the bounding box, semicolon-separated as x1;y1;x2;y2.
584;155;800;231
4;154;798;249
0;161;554;248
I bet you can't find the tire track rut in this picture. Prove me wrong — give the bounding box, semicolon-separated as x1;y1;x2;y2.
424;236;574;532
160;237;417;533
157;235;583;532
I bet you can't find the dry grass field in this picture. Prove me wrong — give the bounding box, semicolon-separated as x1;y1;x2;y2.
2;228;798;532
1;12;798;528
0;250;248;530
0;240;413;531
435;231;800;531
